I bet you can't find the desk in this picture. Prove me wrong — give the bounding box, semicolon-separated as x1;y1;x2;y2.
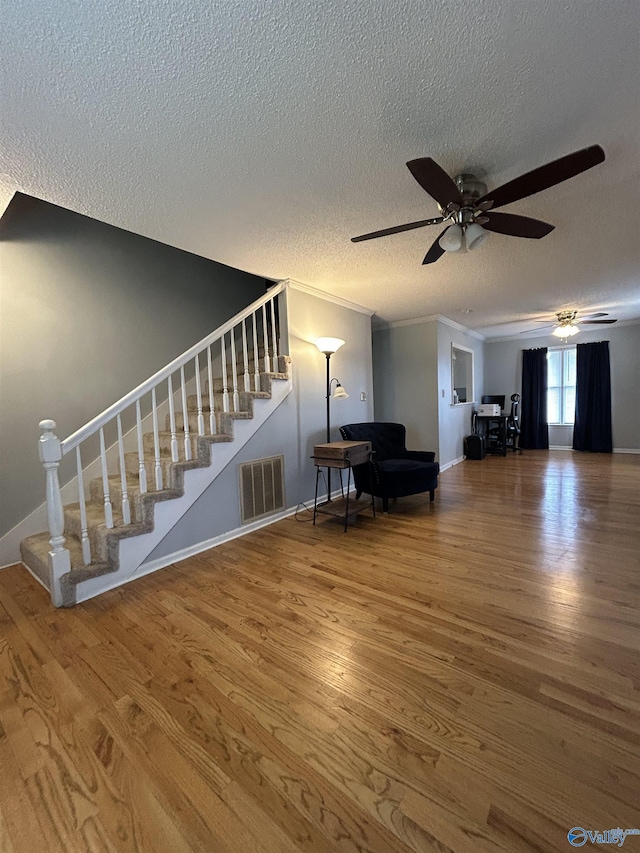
312;441;375;532
474;414;509;456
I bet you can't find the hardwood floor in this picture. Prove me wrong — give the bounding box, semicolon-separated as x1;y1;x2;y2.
1;450;639;852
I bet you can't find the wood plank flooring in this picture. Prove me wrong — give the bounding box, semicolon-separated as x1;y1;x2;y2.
1;450;639;852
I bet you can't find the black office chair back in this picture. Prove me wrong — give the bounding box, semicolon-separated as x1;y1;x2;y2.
508;394;521;433
482;395;505;410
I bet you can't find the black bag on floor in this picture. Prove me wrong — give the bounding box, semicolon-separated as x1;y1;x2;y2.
464;434;486;460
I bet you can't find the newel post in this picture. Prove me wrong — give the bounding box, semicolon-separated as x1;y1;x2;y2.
38;420;71;607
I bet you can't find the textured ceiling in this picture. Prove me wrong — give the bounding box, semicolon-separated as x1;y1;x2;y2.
1;0;639;335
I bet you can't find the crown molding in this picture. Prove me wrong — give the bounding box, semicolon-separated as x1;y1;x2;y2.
373;313;485;340
281;279;375;316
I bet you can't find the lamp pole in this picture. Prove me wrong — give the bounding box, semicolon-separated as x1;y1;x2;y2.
325;353;334;499
325;352;332;445
314;337;346;503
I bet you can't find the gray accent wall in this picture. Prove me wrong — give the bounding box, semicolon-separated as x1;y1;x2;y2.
0;193;266;535
484;323;640;449
143;287;374;562
372;319;439;454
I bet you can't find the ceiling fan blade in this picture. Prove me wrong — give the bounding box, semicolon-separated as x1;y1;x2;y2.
580;319;618;325
407;158;463;208
483;212;555;239
521;325;555;333
422;228;449;265
580;312;608;319
477;144;605;210
351;217;444;243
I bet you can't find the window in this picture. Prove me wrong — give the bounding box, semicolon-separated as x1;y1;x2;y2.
547;347;576;425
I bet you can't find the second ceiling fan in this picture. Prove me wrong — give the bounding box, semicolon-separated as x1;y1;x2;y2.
351;145;605;264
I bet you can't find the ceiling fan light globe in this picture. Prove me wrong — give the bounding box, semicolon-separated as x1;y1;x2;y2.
465;223;490;251
438;224;463;252
552;324;579;338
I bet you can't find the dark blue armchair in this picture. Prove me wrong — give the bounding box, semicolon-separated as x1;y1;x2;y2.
339;422;439;512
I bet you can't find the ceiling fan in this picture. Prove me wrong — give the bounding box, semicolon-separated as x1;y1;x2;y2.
524;310;618;338
351;145;605;264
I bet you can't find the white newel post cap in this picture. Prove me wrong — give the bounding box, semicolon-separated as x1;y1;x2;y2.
39;420;62;464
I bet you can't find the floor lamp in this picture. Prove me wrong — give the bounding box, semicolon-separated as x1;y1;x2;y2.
315;337;349;500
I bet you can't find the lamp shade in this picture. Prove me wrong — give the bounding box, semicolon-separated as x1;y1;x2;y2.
438;224;463;252
315;337;345;354
465;222;489;251
333;384;349;399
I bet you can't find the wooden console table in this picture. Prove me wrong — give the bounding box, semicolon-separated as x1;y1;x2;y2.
311;441;375;532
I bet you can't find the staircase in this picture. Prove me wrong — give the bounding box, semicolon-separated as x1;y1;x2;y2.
20;284;291;607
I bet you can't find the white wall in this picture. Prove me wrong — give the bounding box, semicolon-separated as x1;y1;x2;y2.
484;323;640;450
142;286;374;562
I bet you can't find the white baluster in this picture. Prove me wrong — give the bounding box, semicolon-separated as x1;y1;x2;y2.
242;319;250;392
230;327;240;411
207;345;216;435
270;295;278;370
180;365;192;461
167;374;179;462
135;399;147;494
195;353;205;435
262;303;271;373
99;427;114;528
221;335;230;413
252;312;260;391
38;420;72;607
116;414;131;525
151;387;163;489
75;446;91;565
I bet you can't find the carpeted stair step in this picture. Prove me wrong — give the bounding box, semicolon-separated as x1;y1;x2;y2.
64;500;134;563
124;451;175;482
89;475;149;524
142;428;238;457
123;430;234;480
20;531;112;595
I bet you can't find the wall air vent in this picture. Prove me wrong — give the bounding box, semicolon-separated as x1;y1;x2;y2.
238;455;285;525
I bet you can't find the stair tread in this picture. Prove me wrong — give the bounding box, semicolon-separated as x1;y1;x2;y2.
21;530;110;576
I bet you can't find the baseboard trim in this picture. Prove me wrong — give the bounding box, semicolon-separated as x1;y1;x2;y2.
549;446;640;454
440;456;464;472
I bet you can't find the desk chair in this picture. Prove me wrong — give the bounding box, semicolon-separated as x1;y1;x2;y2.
505;393;522;453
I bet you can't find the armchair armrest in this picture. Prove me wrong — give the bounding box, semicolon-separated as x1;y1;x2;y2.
404;450;436;463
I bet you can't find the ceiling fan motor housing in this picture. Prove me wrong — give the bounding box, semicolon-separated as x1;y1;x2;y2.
557;310;578;325
455;174;488;204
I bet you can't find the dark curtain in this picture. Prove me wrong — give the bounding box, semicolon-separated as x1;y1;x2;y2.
573;341;613;452
520;347;549;449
